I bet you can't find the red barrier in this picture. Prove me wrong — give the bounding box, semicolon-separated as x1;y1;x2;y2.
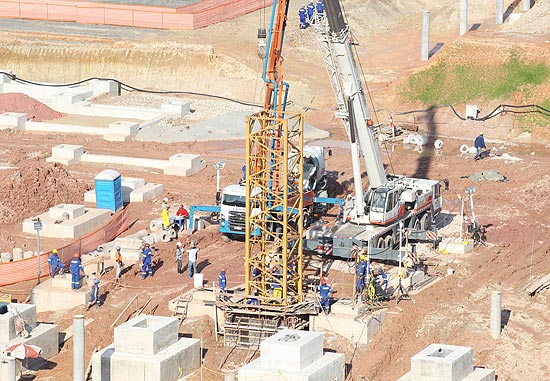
0;0;269;30
0;208;129;287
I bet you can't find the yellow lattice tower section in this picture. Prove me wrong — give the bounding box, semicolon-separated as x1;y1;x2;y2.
245;111;304;306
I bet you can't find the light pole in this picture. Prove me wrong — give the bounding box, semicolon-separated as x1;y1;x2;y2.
33;218;43;284
213;161;225;205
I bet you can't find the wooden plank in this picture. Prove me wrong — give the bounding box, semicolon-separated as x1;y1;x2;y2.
524;274;550;295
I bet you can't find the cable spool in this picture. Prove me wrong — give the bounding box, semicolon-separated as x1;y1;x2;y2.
149;218;162;232
459;144;469;154
434;139;444;150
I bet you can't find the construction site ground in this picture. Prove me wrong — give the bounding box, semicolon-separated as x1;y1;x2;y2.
0;0;549;380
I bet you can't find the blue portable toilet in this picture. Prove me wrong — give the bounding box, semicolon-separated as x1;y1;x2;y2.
94;169;123;212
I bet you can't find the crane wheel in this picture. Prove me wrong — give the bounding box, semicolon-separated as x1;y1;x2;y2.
384;236;394;249
377;237;385;248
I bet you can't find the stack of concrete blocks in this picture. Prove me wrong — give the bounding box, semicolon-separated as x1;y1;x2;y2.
396;344;495;381
92;315;200;381
31;272;91;312
22;203;111;239
84;176;164;204
0;303;59;371
164;153;206;177
103;121;140;142
238;329;345;381
313;300;387;345
0;112;26;130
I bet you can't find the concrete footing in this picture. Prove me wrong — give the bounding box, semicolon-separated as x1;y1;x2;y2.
31;276;91;312
48;144;205;177
22;204;111;239
438;238;474;255
92;315;200;381
238;329;344;381
396;343;495;381
85;176;163;204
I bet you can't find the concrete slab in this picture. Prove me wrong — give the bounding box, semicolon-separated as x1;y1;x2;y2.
438;238;474;255
164;153;206;176
0;112;26;130
30;278;90;312
161;100;191;118
48;204;86;220
114;315;178;356
312;309;386;345
329;299;369;316
0;303;37;344
104;121;140;142
411;344;473;381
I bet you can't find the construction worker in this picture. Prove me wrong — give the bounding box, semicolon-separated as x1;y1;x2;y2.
161;206;170;230
316;0;324;16
474;132;486;158
186;241;199;278
70;253;85;290
175;242;184;275
141;243;153;279
252;266;261;279
343;194;354;221
299;5;307;29
318;277;335;314
48;249;64;278
174;204;190;230
87;279;101;310
114;246;123;280
218;268;227;292
376;268;389;300
307;0;315;24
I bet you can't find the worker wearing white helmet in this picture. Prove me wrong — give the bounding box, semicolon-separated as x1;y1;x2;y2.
162;197;169;210
175;241;184;276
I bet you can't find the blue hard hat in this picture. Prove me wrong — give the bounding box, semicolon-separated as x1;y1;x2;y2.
378;268;384;275
94;279;100;284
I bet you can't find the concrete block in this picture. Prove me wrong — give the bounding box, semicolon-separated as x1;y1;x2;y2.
48;203;86;220
329;299;369;316
0;70;13;83
85;190;96;203
0;356;17;380
121;177;146;191
438;238;474;255
509;13;521;23
0;252;12;263
411;344;473;381
92;345;114;381
52;90;93;105
396;371;413;381
89;79;120;96
409;270;425;288
0;303;37;344
51;273;83;289
0;112;26;130
312;309;386;345
104;121;140;141
261;329;323;371
23;251;35;259
114;315;178;356
47;144;84;166
161;100;190;118
129;183;164;202
12;248;23;261
23;208;111;239
462;367;495;381
30;278;90;312
13;323;59;359
164;153;206;176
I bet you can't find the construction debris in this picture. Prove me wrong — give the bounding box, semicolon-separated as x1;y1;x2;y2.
524;274;550;296
466;170;508;182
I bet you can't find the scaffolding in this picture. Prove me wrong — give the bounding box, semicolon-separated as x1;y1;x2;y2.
244;111;304;306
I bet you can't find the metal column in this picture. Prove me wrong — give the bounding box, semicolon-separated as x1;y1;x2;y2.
523;0;531;11
460;0;468;36
496;0;504;25
490;291;502;339
73;315;85;381
421;11;430;61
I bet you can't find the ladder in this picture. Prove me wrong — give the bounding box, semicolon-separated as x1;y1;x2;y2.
172;291;192;322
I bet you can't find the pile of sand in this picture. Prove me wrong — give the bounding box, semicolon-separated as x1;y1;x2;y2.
0;93;64;122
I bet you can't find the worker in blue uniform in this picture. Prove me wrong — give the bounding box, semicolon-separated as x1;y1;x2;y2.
70;253;85;290
316;0;324;16
87;279;101;310
318;277;335;314
474;132;486;157
218;268;227;292
48;249;64;278
299;5;307;29
376;268;389;299
307;1;315;24
141;243;153;279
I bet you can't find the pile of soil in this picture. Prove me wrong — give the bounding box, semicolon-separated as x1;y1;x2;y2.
0;93;64;121
0;154;90;224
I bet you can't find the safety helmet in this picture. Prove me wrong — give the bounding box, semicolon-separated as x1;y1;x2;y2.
115;246;121;251
191;241;196;248
320;277;326;285
74;253;79;258
480;132;484;135
94;279;100;284
222;268;226;272
177;242;182;247
360;255;367;261
144;243;150;247
378;268;384;275
52;249;58;254
163;197;168;202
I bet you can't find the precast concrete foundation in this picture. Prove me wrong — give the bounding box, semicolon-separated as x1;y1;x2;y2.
92;315;200;381
397;343;495;381
238;329;345;381
31;274;91;312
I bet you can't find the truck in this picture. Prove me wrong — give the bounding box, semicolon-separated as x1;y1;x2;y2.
304;1;447;261
219;145;329;238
